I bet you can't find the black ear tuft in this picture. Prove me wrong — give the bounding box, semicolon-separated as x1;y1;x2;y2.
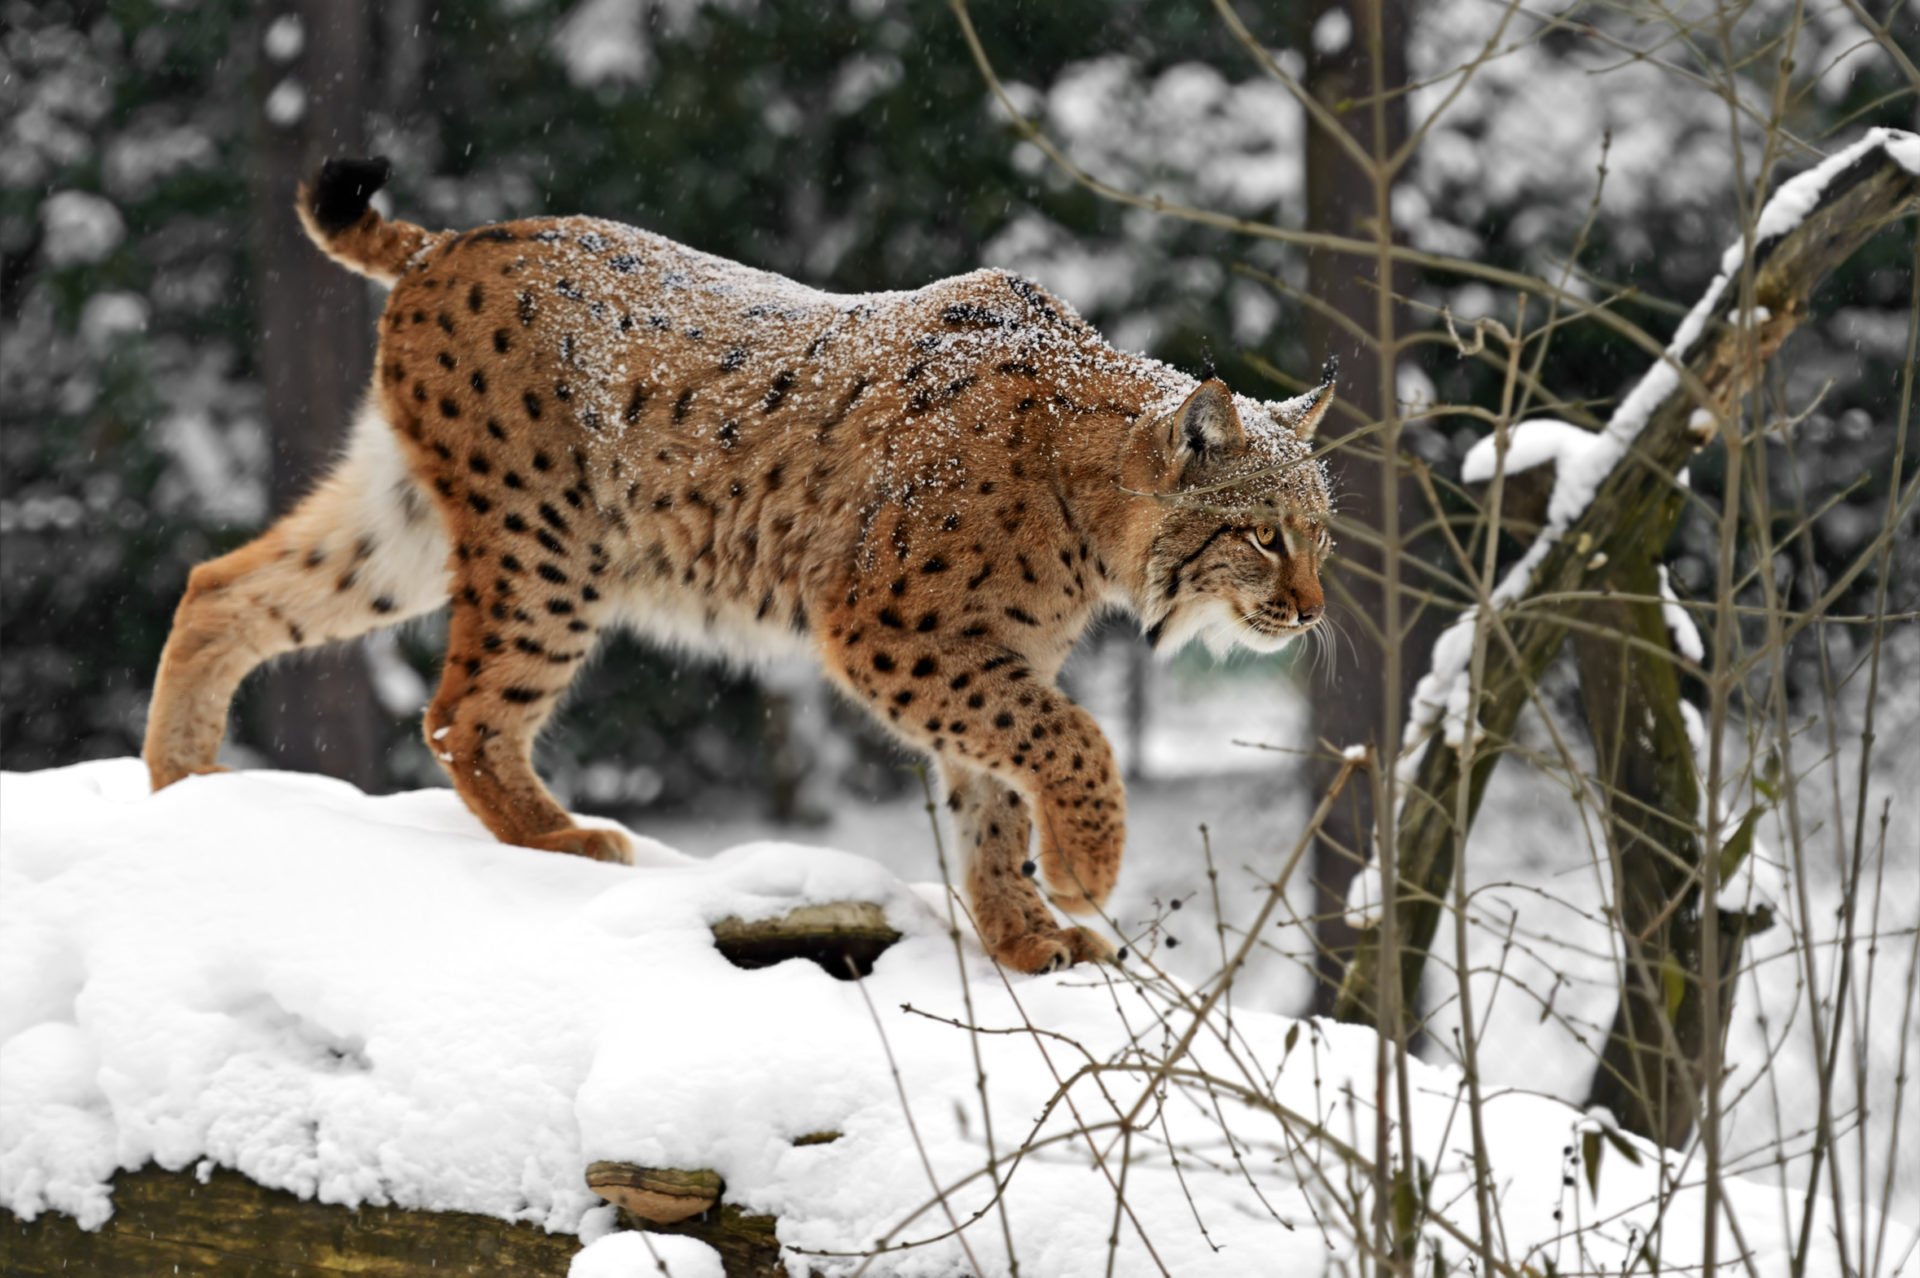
310;156;392;233
1320;353;1339;386
1199;339;1217;383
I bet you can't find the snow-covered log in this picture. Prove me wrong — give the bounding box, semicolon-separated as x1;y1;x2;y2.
1332;130;1920;1031
5;761;1900;1275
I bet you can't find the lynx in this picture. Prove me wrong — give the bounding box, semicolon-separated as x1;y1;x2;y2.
144;157;1334;973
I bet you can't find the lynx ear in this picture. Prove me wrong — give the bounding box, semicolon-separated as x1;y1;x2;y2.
1294;356;1337;442
1270;356;1338;443
1167;379;1246;460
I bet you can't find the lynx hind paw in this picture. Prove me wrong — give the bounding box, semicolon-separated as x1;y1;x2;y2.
993;926;1116;974
525;826;635;866
148;762;231;793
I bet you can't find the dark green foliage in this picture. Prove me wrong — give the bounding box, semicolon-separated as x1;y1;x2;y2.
3;3;259;768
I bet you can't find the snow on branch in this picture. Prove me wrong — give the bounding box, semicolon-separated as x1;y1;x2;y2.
1336;129;1917;986
1401;127;1920;767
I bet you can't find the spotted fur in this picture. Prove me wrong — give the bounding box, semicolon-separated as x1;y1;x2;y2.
144;158;1335;974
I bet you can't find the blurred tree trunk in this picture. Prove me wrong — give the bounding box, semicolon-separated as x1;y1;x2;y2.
1300;0;1416;1013
250;1;383;790
1123;636;1149;783
380;0;429;117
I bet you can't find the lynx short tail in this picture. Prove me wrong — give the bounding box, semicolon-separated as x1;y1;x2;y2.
295;156;443;286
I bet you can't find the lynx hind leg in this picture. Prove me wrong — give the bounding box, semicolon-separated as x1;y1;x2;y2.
144;401;450;791
422;513;630;865
942;763;1114;973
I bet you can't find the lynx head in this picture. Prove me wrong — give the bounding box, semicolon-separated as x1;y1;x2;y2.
1132;368;1336;657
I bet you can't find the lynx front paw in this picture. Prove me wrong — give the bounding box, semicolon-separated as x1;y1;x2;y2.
525;826;634;865
992;925;1116;974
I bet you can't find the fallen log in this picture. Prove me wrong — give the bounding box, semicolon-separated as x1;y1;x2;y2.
3;899;899;1275
0;1164;577;1277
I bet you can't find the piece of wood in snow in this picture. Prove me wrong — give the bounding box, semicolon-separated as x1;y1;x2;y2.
710;900;901;978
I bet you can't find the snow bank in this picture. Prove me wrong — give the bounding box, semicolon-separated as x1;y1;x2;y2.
0;761;1890;1275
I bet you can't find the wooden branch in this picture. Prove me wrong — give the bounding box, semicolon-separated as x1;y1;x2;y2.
1332;132;1919;1027
611;1202;785;1276
1;1162;794;1276
587;1156;809;1276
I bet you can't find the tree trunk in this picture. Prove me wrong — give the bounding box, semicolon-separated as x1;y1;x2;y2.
1571;550;1772;1146
250;1;384;790
1301;0;1415;1014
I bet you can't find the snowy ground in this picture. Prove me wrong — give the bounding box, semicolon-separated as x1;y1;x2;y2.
653;642;1920;1247
3;644;1913;1275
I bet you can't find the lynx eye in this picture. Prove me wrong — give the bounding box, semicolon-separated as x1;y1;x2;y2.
1254;524;1277;548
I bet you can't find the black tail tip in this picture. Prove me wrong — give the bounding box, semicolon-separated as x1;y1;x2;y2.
310;156;392;233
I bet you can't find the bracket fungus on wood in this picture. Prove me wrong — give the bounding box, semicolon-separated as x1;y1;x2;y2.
584;1162;785;1276
584;1162;722;1225
710;901;901;979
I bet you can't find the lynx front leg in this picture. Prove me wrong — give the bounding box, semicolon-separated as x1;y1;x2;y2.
941;763;1114;973
822;610;1124;968
968;689;1126;917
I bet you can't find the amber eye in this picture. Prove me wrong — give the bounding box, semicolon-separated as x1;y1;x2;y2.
1254;524;1277;548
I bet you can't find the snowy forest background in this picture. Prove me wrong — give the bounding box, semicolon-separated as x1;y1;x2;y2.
7;0;1911;805
3;0;1918;1271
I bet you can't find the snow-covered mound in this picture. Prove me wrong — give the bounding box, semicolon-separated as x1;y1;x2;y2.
0;760;1887;1276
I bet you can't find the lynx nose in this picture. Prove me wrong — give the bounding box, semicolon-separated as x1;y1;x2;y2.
1297;604;1323;627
